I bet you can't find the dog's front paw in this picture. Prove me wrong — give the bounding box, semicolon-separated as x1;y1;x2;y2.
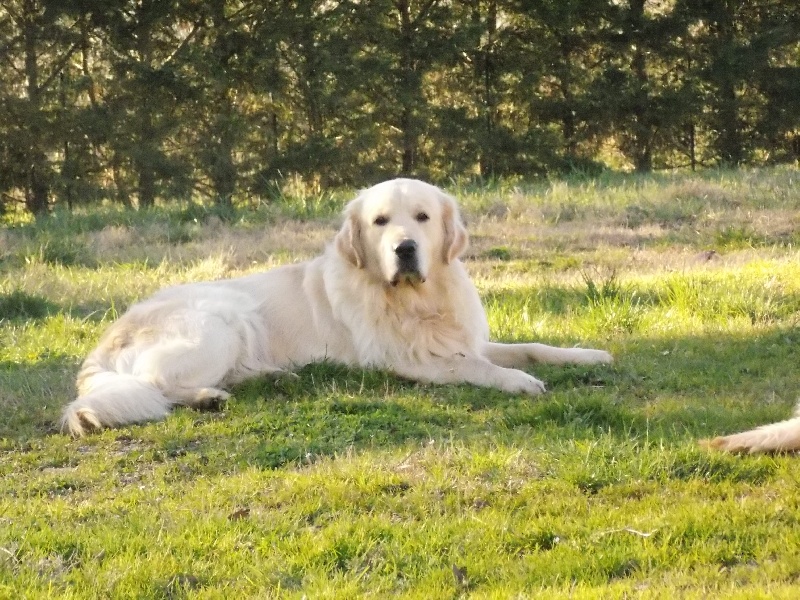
507;371;546;396
578;349;614;365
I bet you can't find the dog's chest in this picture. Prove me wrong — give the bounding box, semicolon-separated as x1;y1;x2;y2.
379;286;475;360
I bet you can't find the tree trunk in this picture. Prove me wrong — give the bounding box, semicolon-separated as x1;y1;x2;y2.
208;0;236;209
397;0;417;175
111;151;132;208
23;0;49;216
475;0;498;177
629;0;652;173
208;111;236;209
557;35;577;159
713;3;743;166
716;77;742;166
135;7;157;209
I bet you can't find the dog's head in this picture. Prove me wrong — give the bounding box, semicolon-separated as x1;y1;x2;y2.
336;178;468;286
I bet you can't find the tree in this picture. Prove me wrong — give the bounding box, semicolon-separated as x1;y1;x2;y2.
595;0;694;172
514;0;610;168
352;0;454;178
745;1;800;164
0;0;87;215
91;0;199;208
2;0;799;218
182;0;254;210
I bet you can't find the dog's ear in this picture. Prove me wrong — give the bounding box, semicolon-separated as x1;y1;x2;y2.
335;203;366;268
440;192;468;264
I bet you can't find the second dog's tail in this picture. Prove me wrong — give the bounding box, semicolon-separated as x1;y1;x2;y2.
61;369;172;437
707;409;800;454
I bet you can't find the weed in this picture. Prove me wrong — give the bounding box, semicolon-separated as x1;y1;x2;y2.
29;237;92;267
583;270;623;305
714;225;763;250
582;270;645;335
484;246;513;261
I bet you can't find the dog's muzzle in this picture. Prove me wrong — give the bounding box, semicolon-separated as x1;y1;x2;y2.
391;239;423;285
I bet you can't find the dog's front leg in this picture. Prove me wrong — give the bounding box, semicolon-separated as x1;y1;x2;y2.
391;354;546;396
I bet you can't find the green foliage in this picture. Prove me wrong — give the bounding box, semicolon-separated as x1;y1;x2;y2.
1;1;799;216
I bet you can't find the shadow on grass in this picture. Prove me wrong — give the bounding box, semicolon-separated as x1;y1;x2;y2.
0;291;61;322
1;326;797;482
0;290;114;324
164;324;797;476
0;355;78;439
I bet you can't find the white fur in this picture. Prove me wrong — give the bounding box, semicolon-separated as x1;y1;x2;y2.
61;178;613;436
708;405;800;454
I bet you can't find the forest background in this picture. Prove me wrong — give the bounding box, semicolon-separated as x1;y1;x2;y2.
1;0;799;218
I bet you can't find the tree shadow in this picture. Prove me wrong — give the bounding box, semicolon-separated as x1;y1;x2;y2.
0;291;61;322
0;355;78;439
2;324;798;479
0;290;114;324
156;324;798;474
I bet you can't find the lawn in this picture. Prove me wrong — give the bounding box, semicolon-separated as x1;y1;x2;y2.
1;168;800;598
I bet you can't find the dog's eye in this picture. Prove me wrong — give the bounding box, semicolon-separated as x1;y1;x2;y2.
416;212;429;223
374;215;389;226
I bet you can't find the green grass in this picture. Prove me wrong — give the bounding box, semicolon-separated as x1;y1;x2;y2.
2;167;800;598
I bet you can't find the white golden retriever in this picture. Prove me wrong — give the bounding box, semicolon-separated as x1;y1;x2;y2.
708;409;800;453
62;178;613;436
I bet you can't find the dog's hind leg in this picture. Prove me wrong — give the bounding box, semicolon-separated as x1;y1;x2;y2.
170;387;231;411
130;317;242;411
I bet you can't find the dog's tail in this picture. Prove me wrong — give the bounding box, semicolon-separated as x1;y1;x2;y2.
61;366;172;437
706;408;800;454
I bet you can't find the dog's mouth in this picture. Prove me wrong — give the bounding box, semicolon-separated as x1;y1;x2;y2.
390;261;425;286
390;271;425;286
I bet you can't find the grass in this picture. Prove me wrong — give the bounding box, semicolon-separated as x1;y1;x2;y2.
2;166;800;598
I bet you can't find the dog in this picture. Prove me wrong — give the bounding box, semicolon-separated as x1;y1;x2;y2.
708;408;800;453
61;178;613;436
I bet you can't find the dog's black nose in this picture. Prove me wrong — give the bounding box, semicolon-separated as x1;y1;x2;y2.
394;239;417;258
